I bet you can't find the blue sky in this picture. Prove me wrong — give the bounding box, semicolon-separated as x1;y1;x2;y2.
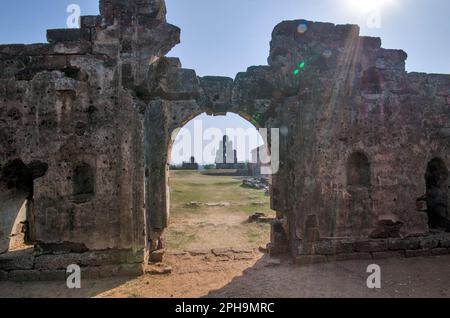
1;0;449;163
1;0;449;77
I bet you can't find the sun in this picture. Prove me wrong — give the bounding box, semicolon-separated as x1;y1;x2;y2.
345;0;396;13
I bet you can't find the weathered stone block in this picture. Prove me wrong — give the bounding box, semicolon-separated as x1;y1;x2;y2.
212;248;233;257
298;242;314;255
369;220;403;239
80;15;101;29
34;254;82;270
388;237;420;251
0;250;34;271
187;249;210;256
333;241;356;254
431;248;448;256
35;242;89;255
35;250;131;270
267;242;289;256
47;29;85;44
80;250;130;266
360;36;381;50
419;237;440;249
405;249;431;258
416;200;427;212
53;41;91;55
304;228;321;242
149;249;165;262
314;240;355;255
0;270;8;281
92;43;120;57
231;247;254;254
312;241;333;255
154;67;200;100
126;251;145;264
354;240;387;253
439;235;450;248
144;264;172;275
233;254;254;261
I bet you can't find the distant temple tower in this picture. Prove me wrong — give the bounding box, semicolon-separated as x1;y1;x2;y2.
216;135;235;165
215;135;246;170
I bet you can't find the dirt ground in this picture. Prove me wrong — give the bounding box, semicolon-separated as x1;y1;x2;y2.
1;253;449;298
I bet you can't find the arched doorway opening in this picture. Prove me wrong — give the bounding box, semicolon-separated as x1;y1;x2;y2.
0;159;48;254
166;112;274;254
345;151;374;237
425;158;449;231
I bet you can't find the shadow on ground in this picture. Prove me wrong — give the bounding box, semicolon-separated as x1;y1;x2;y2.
204;254;450;298
1;254;449;298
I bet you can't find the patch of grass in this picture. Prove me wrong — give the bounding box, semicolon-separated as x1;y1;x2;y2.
167;170;275;250
166;228;199;251
246;223;271;244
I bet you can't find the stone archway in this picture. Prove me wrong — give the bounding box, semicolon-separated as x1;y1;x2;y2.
142;96;278;262
164;111;272;252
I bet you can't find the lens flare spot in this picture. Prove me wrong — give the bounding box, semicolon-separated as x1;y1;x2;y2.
323;49;332;59
280;126;289;136
297;23;308;34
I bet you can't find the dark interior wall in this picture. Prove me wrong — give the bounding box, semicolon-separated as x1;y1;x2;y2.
0;159;32;253
425;158;449;229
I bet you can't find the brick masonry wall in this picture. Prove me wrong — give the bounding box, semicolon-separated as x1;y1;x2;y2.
0;248;144;281
294;233;450;265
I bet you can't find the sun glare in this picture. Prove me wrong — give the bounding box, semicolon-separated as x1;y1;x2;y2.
345;0;396;13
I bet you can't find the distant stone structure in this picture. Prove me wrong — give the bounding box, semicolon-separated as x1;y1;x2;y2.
0;0;449;280
182;156;199;170
215;135;246;170
249;145;270;177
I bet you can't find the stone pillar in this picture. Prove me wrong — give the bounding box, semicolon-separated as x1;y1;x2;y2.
144;100;170;262
222;135;227;164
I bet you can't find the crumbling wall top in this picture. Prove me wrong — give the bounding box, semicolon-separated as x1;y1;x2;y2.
100;0;167;24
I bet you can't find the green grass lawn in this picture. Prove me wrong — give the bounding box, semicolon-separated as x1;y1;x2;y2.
166;170;275;251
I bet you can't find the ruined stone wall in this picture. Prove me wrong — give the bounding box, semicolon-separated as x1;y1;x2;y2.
0;0;179;253
0;0;449;271
263;21;450;253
